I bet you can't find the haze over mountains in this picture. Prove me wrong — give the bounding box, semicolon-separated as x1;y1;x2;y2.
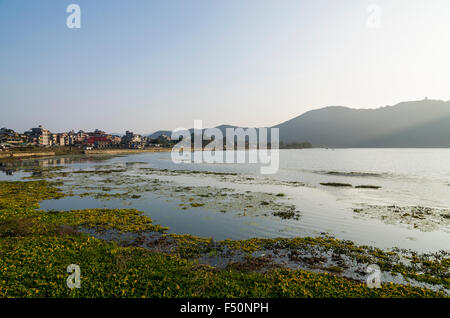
148;99;450;148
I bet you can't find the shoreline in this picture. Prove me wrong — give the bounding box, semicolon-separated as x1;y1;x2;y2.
0;147;172;163
83;148;171;155
0;151;56;160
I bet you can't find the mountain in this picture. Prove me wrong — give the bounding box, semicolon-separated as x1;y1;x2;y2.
147;130;173;139
148;125;241;140
148;99;450;148
275;99;450;148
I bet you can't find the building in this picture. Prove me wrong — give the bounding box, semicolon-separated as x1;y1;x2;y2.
75;130;88;144
92;129;106;136
25;125;51;146
66;130;77;146
121;131;144;149
57;133;69;146
86;136;112;149
0;128;27;148
110;135;122;147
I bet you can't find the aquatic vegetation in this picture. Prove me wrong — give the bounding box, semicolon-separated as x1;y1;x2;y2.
165;234;214;257
320;181;381;190
320;182;353;187
72;169;127;175
355;185;382;189
226;256;282;273
0;180;168;236
22;163;304;221
325;266;344;273
125;162;148;166
315;171;384;178
139;167;305;187
353;204;450;233
222;237;269;253
0;235;445;298
139;167;238;176
0;180;448;297
272;209;301;220
79;174;300;219
43;209;168;233
0;180;66;222
219;236;449;291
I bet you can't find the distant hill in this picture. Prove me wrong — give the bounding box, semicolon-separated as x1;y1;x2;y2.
148;99;450;148
148;125;241;140
147;130;173;139
275;99;450;148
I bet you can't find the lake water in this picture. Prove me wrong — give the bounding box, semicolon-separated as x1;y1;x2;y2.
1;149;449;252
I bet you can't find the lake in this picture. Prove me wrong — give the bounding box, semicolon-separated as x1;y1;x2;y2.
1;148;449;252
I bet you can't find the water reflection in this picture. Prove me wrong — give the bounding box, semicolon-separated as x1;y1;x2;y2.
0;155;110;176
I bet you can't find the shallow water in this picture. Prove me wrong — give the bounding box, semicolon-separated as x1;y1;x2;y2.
2;149;450;252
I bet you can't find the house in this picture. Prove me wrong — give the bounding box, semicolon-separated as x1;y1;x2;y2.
86;136;112;149
121;131;144;149
24;125;51;146
0;128;27;147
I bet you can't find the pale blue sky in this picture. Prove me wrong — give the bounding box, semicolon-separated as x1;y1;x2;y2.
1;0;450;134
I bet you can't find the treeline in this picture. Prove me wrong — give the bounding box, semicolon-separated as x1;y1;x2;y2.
279;141;312;149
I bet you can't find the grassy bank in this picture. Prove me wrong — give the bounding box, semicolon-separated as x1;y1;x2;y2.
0;180;447;298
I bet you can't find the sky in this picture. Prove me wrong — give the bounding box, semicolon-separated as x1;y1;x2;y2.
1;0;450;134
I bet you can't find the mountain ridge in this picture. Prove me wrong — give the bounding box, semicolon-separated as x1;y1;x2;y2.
148;99;450;148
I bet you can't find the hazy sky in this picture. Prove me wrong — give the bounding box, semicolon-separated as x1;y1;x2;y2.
1;0;450;134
